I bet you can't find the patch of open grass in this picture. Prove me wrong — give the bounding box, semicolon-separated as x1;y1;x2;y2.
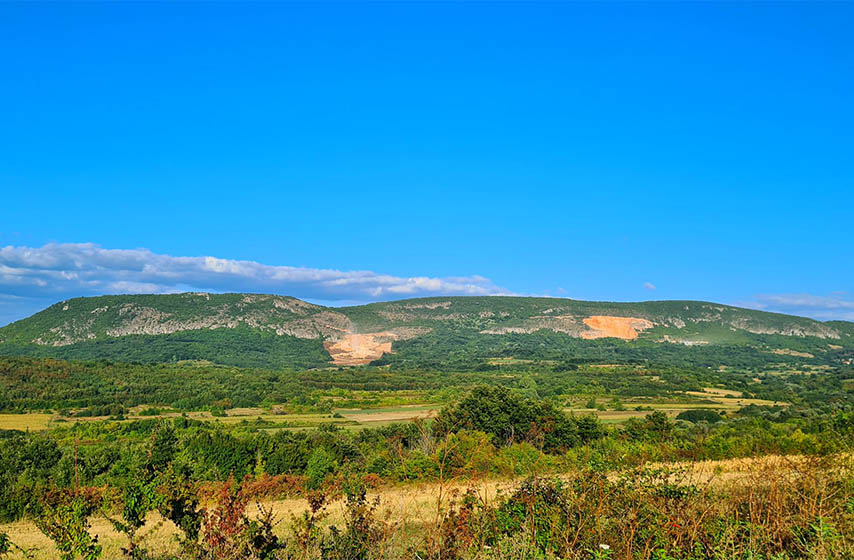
0;413;52;431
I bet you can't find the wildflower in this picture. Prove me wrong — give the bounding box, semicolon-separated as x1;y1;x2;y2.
599;544;610;550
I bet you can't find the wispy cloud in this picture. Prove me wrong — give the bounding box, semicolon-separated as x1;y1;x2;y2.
643;282;656;291
0;243;509;325
744;293;854;322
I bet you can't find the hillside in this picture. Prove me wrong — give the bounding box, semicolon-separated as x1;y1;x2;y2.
0;293;852;369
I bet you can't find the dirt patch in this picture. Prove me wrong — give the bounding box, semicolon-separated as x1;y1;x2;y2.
771;349;815;358
581;316;654;340
338;408;437;424
698;387;743;397
324;332;397;366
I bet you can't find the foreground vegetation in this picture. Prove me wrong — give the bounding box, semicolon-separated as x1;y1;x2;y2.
1;436;852;559
1;383;853;559
1;341;852;559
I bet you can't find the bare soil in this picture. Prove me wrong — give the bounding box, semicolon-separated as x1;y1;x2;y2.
324;332;397;365
581;316;654;340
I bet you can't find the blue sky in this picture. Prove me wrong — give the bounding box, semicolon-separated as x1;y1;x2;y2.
1;2;852;325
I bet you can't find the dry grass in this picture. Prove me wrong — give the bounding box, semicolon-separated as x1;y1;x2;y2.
703;386;744;397
0;413;52;431
337;406;437;425
2;511;180;560
0;480;514;560
566;391;783;423
4;454;844;560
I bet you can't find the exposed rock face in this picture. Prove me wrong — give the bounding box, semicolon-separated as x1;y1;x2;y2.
322;326;431;365
771;349;815;358
483;315;653;339
581;316;655;340
727;318;841;339
30;295;352;346
274;311;351;339
481;315;587;336
401;301;452;310
324;332;397;366
106;304;229;338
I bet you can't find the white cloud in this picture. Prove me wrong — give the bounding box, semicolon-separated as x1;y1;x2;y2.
0;243;511;325
643;282;656;291
744;293;854;322
0;243;507;300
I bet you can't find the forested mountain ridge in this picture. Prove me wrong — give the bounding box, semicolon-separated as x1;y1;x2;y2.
0;292;851;369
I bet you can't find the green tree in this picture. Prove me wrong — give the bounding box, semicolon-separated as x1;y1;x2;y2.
676;409;722;424
434;386;602;451
305;448;336;490
31;491;102;560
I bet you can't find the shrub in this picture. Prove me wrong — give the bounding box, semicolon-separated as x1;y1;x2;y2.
434;430;497;477
104;477;160;559
305;448;336;490
158;470;204;553
200;475;282;560
30;488;102;560
289;490;328;558
434;386;602;452
497;442;549;476
676;409;722;424
321;474;388;560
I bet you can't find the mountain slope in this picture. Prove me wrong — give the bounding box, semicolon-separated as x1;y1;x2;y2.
0;293;851;369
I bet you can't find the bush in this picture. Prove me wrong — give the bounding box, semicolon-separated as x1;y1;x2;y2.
305;448;336;490
0;533;10;557
676;409;723;424
200;476;281;560
434;386;602;451
434;430;497;476
30;488;102;560
321;475;387;560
